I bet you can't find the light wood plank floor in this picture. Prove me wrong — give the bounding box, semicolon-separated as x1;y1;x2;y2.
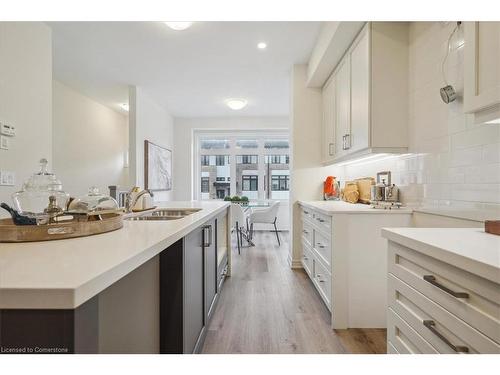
202;231;386;354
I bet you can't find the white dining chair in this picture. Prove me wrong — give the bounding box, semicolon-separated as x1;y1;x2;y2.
231;203;251;254
247;201;281;246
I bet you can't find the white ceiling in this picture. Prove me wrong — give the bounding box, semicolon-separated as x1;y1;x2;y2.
48;22;321;117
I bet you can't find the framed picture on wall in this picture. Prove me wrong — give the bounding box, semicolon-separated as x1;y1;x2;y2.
144;140;172;191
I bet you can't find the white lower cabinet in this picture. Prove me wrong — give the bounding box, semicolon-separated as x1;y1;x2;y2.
386;241;500;354
301;209;333;311
299;203;412;329
312;257;332;310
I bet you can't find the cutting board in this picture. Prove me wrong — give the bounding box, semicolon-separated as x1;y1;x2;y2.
355;177;375;204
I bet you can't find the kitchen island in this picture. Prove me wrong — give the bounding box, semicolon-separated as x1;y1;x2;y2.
0;201;231;354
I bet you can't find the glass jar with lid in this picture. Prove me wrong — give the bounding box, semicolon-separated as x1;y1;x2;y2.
12;158;69;218
67;186;119;215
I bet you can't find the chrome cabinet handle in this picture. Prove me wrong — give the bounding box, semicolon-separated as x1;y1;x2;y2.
342;134;351;150
317;218;325;223
202;224;212;247
303;255;309;260
423;320;469;353
316;274;325;283
423;275;469;299
328;143;334;156
317;243;326;249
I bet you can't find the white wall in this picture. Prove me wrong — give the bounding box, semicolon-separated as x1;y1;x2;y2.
52;80;128;198
0;22;52;218
322;22;500;217
173;116;289;201
129;86;174;202
289;65;326;266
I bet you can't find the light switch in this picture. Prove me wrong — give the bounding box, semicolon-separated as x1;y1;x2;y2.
0;136;9;150
0;171;15;186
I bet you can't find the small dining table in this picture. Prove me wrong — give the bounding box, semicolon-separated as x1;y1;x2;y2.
242;201;271;212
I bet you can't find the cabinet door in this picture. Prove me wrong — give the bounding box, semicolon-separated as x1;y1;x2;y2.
334;56;351;158
183;227;205;354
203;219;217;321
322;74;336;162
349;25;370;153
464;22;500;114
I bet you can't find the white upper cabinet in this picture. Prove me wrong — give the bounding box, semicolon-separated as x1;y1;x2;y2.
349;26;370;154
334;56;351;159
321;23;409;165
322;73;336;163
464;22;500;123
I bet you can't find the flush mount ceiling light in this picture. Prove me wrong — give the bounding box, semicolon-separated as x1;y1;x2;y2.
225;98;248;110
257;42;267;50
120;103;129;111
164;22;193;31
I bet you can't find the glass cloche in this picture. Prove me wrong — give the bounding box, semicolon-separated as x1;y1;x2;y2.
12;158;69;218
67;186;119;215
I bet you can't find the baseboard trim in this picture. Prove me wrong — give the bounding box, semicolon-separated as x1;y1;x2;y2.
287;254;303;269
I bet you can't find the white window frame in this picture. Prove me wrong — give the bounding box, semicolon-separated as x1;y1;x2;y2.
193;129;289;200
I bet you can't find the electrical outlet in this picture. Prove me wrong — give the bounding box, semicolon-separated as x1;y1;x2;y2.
0;171;15;186
0;136;9;150
0;122;16;137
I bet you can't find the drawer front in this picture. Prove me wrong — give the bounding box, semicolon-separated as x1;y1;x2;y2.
302;220;313;246
389;274;500;354
388;241;500;344
302;242;313;277
313;229;332;268
313;258;332;310
301;207;314;223
312;211;332;234
388;307;438;354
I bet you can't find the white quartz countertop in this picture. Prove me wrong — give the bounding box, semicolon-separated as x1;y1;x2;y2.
382;227;500;284
0;201;229;309
299;200;413;215
414;207;500;223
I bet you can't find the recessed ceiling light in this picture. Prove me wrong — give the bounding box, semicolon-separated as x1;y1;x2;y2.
257;42;267;49
120;103;129;112
225;99;248;110
164;22;193;31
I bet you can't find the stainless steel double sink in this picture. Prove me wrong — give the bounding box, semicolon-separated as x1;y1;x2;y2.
126;208;202;221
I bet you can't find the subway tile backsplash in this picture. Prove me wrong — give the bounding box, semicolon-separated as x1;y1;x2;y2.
323;22;500;216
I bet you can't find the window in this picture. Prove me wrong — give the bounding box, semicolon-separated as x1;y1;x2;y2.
201;177;209;193
266;155;288;164
237;155;258;164
264;139;289;149
196;133;289;201
272;175;289;191
200;139;230;150
201;155;210;166
236;139;258;149
216;155;229;166
242;175;258;191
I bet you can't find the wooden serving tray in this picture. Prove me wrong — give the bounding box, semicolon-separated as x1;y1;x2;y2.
0;213;123;242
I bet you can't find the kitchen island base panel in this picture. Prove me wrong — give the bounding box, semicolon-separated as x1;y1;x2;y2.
0;297;99;354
